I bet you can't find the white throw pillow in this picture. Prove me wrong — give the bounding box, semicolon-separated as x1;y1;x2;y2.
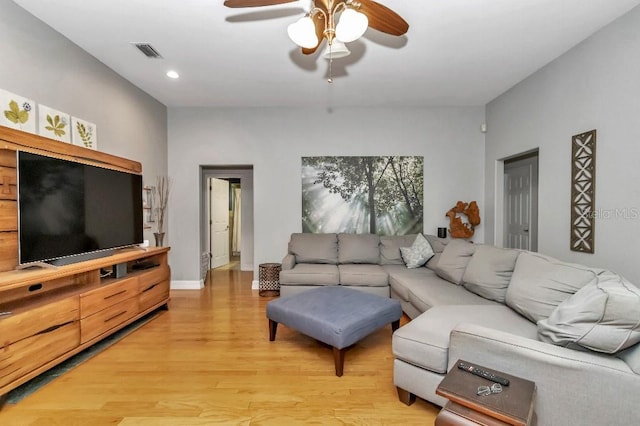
538;271;640;354
400;233;434;269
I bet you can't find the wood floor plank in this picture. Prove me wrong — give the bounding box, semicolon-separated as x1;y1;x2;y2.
0;268;439;424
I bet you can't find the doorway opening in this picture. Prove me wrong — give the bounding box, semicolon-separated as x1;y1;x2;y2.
200;166;254;281
502;151;539;251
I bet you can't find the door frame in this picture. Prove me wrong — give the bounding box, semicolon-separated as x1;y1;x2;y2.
495;149;539;250
200;166;254;279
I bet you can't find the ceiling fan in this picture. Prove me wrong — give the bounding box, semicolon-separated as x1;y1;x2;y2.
224;0;409;64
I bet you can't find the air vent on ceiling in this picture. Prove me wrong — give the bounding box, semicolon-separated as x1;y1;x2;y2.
131;43;163;59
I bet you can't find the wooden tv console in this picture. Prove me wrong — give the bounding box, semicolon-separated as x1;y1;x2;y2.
0;125;170;403
0;247;170;399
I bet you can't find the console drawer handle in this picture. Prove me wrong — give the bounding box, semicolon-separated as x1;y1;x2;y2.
104;290;127;300
142;283;159;293
36;321;74;336
104;311;128;323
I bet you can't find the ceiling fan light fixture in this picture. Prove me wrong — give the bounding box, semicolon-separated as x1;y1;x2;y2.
287;15;318;49
322;40;351;60
335;8;368;43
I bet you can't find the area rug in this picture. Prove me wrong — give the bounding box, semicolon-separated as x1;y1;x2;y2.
5;311;161;404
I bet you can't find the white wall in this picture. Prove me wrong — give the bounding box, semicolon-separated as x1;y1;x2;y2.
0;0;167;243
485;5;640;282
168;107;485;286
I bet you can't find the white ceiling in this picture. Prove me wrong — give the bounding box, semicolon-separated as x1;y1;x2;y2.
12;0;640;108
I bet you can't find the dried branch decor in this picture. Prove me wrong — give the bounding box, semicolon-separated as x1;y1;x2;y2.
571;130;596;253
154;176;170;234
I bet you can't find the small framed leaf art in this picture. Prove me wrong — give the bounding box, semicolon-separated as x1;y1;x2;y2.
38;104;71;143
71;117;97;150
0;88;37;134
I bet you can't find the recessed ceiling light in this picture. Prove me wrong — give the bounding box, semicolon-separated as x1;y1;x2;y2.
166;70;179;79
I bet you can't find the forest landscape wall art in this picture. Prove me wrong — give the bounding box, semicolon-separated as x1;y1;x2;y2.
302;156;424;235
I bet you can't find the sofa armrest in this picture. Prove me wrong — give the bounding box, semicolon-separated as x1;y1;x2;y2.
281;253;296;270
449;323;639;426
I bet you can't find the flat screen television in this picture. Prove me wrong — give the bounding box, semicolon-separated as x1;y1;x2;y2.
17;151;143;266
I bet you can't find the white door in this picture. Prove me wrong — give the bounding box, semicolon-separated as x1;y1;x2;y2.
504;155;538;251
210;178;230;268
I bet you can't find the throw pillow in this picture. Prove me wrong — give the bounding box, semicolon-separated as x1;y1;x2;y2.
434;239;476;285
399;233;434;269
462;245;520;303
538;271;640;354
505;252;598;323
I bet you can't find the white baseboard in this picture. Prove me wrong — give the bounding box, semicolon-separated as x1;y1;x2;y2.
252;280;259;290
171;280;204;290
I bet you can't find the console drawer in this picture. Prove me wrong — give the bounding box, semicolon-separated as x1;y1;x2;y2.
80;277;139;317
138;264;170;288
0;296;79;347
0;310;79;388
80;296;138;344
139;279;170;312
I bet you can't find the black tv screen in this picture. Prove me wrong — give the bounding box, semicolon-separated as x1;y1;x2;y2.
17;151;143;265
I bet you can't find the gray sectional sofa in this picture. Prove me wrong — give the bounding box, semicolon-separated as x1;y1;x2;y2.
279;233;443;298
280;232;640;425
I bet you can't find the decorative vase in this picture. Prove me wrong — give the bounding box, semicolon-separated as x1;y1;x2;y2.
154;232;165;247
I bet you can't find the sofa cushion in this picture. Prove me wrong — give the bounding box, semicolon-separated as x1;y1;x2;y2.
434;239;476;284
408;278;498;313
393;305;537;374
617;344;640;375
338;264;388;287
425;253;441;270
462;245;520;303
400;233;434;268
380;234;417;265
506;252;598;323
538;272;640;354
424;235;448;271
425;234;448;254
338;233;380;264
289;233;338;264
385;265;440;302
279;263;340;286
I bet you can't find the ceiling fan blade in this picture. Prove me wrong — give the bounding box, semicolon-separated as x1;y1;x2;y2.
358;0;409;36
301;13;325;55
226;8;305;22
224;0;297;8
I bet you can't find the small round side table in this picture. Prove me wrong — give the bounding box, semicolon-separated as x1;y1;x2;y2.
259;263;282;297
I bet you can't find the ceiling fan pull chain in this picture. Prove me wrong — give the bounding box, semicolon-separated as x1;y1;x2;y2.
327;43;334;83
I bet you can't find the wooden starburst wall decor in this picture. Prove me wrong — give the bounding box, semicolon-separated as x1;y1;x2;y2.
570;129;596;253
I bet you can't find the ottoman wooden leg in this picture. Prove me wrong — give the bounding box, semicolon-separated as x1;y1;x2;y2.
397;387;416;405
333;347;346;377
268;319;278;341
391;319;400;332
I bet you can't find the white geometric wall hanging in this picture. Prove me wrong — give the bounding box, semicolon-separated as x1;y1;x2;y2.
570;129;596;253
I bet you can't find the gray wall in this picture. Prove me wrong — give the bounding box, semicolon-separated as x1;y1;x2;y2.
168;106;486;287
0;0;167;243
485;5;640;282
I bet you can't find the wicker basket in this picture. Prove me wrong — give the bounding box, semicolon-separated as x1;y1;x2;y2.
259;263;281;297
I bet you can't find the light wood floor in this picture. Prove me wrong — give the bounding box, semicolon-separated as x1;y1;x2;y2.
0;267;439;425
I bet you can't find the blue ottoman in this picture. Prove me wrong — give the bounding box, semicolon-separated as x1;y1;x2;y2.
266;286;402;376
